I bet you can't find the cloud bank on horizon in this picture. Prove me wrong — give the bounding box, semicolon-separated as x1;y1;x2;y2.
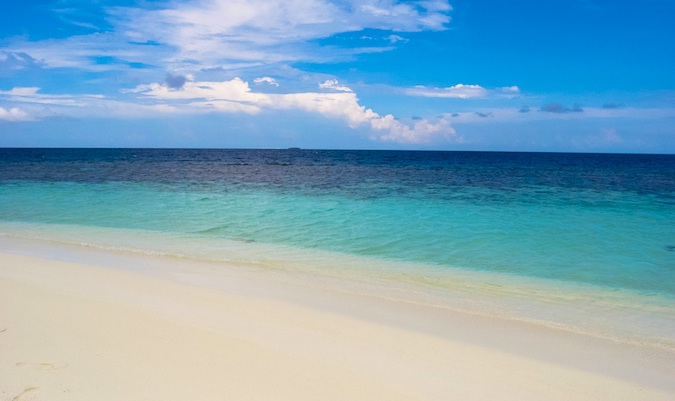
1;0;674;152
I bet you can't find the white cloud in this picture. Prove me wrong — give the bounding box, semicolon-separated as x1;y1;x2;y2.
131;78;270;105
0;87;103;106
111;0;451;69
253;77;279;87
356;1;449;30
404;84;522;99
406;84;488;99
319;79;353;92
0;86;198;119
273;90;457;143
500;86;520;93
387;34;408;43
0;87;41;96
0;107;33;122
273;91;379;126
497;86;520;98
418;0;453;12
127;77;458;143
3;33;162;72
0;77;460;143
2;0;452;87
371;115;458;143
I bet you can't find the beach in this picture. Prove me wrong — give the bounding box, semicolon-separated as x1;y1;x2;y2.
2;0;673;395
1;238;673;401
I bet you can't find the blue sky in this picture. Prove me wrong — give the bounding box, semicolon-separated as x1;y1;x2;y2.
1;0;674;152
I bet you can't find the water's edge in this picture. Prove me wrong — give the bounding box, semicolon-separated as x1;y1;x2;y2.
2;222;673;353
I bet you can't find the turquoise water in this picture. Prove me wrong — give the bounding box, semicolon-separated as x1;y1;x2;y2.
1;148;674;347
1;178;673;295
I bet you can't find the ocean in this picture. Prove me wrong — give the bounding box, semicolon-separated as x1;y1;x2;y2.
1;148;674;349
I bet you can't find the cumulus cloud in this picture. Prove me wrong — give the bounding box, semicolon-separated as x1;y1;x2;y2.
0;107;33;122
129;78;270;111
128;77;458;143
319;79;353;92
372;115;457;143
268;86;457;143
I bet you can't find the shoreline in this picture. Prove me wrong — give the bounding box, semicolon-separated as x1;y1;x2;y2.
2;228;674;351
2;239;674;400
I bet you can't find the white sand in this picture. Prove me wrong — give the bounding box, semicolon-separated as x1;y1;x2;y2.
1;241;674;401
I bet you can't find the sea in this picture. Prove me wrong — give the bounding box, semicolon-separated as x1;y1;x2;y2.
1;148;674;349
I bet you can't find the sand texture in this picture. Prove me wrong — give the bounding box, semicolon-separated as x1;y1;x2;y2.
1;244;674;401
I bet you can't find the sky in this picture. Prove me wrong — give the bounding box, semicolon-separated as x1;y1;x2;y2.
1;0;674;152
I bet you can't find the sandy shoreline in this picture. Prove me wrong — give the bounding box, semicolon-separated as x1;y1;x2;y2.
1;240;674;400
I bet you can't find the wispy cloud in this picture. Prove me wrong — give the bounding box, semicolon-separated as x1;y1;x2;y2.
120;0;450;70
447;105;675;124
0;87;103;106
0;86;186;119
3;1;451;75
405;84;519;99
0;51;45;74
406;84;487;99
